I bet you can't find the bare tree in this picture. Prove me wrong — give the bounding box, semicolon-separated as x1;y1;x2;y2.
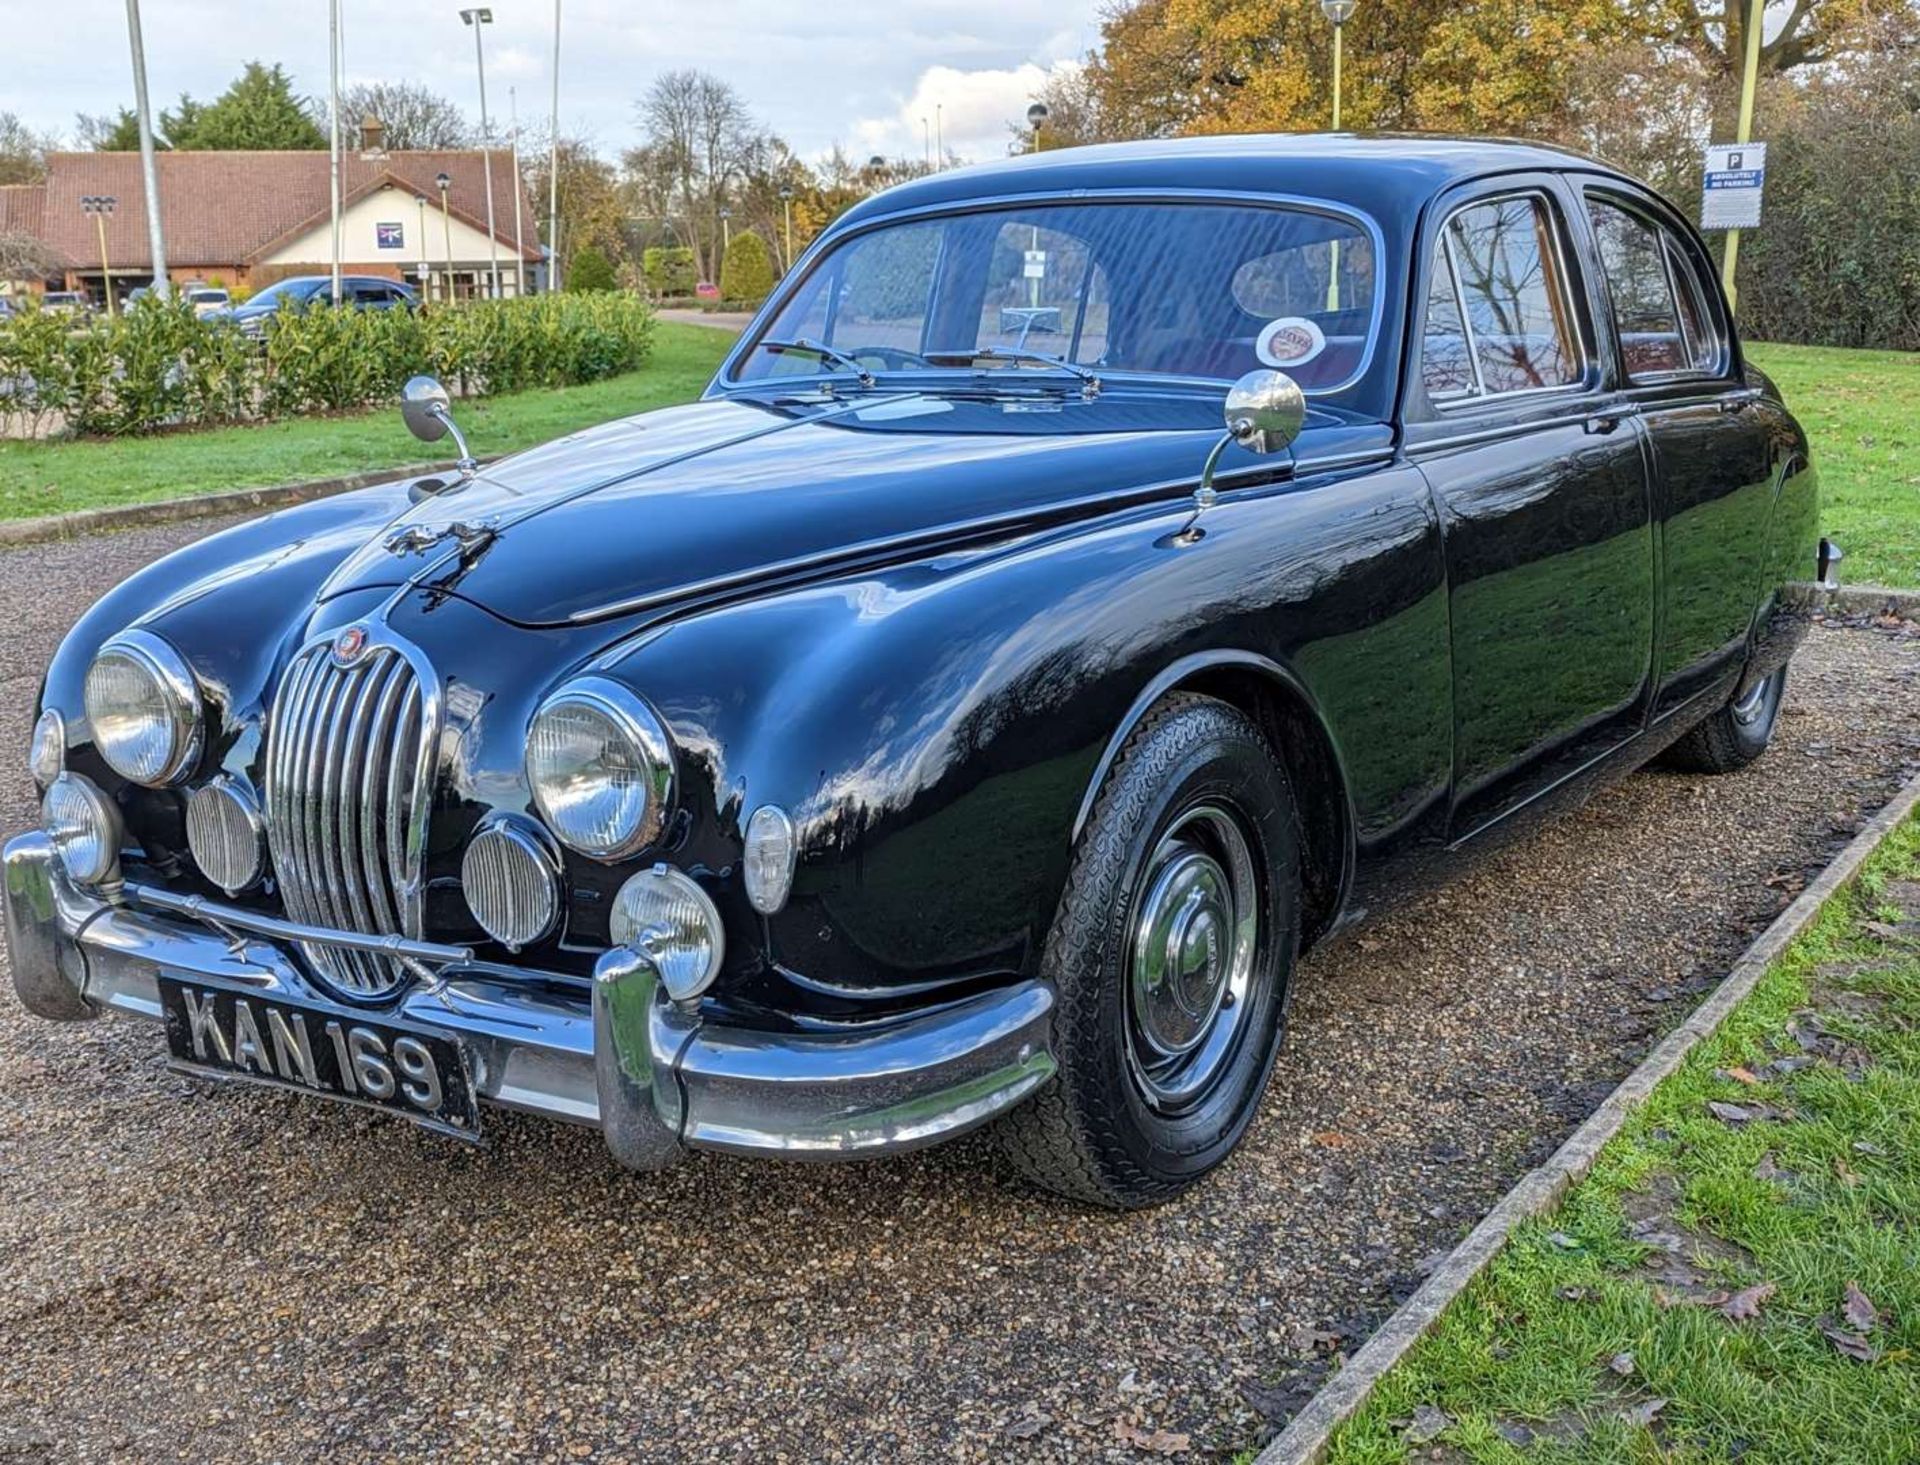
340;81;473;150
0;111;55;184
636;70;755;281
0;229;57;282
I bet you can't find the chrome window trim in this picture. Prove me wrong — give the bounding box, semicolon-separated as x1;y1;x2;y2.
719;187;1391;399
526;677;676;861
88;628;206;787
1580;186;1730;384
1418;187;1596;415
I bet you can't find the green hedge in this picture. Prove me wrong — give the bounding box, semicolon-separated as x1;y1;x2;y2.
642;247;699;297
0;290;656;438
720;232;776;305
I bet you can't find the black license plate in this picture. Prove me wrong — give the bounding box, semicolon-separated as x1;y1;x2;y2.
158;977;480;1139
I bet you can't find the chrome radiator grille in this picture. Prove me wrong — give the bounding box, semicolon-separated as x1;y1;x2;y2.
264;633;437;1000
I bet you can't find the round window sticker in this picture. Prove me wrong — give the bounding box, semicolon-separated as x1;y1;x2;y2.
1256;317;1327;370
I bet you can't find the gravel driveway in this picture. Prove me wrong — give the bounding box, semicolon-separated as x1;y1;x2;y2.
3;518;1917;1462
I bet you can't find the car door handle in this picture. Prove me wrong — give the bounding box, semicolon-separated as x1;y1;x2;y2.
1583;406;1637;435
1719;387;1764;414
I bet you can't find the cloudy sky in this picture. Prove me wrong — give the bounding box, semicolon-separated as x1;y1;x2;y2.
7;0;1102;165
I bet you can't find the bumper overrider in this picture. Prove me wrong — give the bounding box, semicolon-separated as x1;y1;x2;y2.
2;830;1056;1163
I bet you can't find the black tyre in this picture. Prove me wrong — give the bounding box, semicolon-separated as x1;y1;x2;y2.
1662;665;1787;774
997;693;1301;1208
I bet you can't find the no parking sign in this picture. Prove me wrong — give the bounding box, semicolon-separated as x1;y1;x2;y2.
1701;143;1767;230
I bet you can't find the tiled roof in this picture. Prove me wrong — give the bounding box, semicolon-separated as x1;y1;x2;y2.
0;183;54;258
31;149;540;268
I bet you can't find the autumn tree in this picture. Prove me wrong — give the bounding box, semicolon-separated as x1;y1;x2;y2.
633;70;756;282
523;135;629;283
340;81;472;149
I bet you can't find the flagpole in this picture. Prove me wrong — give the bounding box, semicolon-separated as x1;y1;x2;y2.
328;0;342;305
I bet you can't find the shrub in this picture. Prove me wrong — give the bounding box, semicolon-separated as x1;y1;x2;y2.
568;246;618;293
0;290;655;438
720;231;776;305
641;246;698;297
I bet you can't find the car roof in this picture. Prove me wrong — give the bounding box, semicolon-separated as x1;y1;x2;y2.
837;133;1619;231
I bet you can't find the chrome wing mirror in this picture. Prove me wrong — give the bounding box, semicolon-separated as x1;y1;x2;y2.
400;375;477;480
1173;369;1306;544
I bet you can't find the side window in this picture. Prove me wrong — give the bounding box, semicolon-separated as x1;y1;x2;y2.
1422;194;1583;400
1589;198;1718;377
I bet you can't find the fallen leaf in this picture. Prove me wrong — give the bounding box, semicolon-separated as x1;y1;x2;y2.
1708;1100;1760;1125
1836;1158;1862;1187
1861;919;1902;939
1819;1318;1880;1363
1844;1281;1880;1333
1720;1065;1761;1086
1007;1411;1052;1440
1112;1420;1191;1455
1721;1282;1776;1321
1753;1151;1784;1181
1609;1351;1635;1376
1558;1286;1596;1303
1624;1398;1668;1428
1310;1130;1354;1148
1402;1403;1452;1445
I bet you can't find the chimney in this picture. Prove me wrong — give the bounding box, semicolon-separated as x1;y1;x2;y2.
360;115;387;156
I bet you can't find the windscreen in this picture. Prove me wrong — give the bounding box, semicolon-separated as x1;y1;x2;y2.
734;200;1379;393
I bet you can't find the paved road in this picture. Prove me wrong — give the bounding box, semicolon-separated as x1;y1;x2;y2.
3;517;1918;1461
654;308;753;334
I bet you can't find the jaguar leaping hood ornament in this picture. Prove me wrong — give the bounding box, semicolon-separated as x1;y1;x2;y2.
384;520;500;558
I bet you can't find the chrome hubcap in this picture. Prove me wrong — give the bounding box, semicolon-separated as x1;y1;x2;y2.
1126;804;1259;1112
1732;671;1776;727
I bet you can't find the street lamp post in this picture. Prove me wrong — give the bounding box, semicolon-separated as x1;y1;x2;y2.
1025;104;1049;309
1320;0;1355;131
508;85;526;297
1320;0;1356;312
460;7;502;300
719;208;732;256
549;0;562;293
416;194;430;299
82;195;117;315
437;171;454;301
778;185;794;273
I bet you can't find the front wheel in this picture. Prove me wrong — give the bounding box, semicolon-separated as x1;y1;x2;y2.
1662;665;1788;774
997;693;1301;1208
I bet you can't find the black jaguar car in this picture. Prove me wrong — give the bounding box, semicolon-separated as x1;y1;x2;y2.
6;136;1829;1207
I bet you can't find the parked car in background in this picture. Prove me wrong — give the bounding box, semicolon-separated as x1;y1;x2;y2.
185;286;231;317
6;137;1830;1208
39;291;91;318
216;275;418;337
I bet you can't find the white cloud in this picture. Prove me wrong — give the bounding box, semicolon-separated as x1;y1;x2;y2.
852;59;1082;165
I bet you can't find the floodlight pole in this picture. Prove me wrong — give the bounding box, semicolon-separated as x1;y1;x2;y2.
1320;0;1356;311
548;0;562;293
123;0;169;300
1720;0;1766;311
462;7;502;300
328;0;343;305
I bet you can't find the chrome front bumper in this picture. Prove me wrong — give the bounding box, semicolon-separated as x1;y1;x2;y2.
2;831;1056;1164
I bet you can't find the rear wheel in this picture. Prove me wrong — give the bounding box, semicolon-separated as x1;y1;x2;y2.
997;693;1301;1208
1663;665;1787;774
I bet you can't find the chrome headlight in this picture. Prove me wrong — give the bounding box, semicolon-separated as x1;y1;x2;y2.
611;864;723;1001
526;678;672;860
83;631;203;786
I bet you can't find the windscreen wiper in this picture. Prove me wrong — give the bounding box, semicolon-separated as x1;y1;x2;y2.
754;336;876;388
924;345;1101;399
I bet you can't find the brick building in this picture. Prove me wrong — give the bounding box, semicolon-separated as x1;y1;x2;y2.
0;128;540;306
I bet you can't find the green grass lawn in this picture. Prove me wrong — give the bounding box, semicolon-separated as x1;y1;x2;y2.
1322;814;1920;1464
0;320;734;522
1748;342;1918;590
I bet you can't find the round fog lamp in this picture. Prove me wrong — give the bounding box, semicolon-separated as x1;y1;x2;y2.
610;865;724;1002
42;773;123;886
186;776;267;894
462;821;562;951
742;804;797;915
